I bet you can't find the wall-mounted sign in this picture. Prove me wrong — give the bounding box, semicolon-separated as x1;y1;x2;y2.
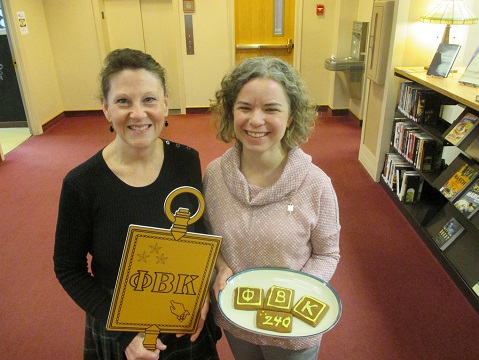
17;11;28;35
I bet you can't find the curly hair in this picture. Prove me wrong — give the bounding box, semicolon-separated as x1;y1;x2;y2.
99;48;167;101
210;56;317;151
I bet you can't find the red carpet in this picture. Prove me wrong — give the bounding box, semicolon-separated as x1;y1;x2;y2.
1;113;478;359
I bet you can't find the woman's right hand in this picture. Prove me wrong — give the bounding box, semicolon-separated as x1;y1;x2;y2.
213;253;233;300
125;332;166;360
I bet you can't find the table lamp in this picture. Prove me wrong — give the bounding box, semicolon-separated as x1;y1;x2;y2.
420;0;478;44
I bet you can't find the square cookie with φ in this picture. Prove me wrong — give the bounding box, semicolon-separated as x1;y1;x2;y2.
264;285;295;312
292;295;329;327
234;286;264;310
256;309;293;333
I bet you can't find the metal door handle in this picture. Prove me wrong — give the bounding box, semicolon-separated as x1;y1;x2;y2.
236;39;294;53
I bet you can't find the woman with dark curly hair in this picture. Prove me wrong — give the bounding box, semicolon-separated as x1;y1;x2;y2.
204;56;341;360
54;48;221;360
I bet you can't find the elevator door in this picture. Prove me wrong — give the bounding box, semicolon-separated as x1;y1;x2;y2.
103;0;181;111
235;0;295;65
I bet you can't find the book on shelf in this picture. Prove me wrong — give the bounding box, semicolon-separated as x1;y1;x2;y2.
453;178;479;219
419;91;441;125
392;121;441;172
426;43;461;78
398;170;423;203
439;163;479;201
397;82;440;124
395;164;415;197
414;133;436;172
459;44;479;87
444;111;479;146
382;153;411;192
432;217;465;250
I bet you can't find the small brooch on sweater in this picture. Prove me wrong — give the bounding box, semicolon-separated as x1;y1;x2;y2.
287;202;294;213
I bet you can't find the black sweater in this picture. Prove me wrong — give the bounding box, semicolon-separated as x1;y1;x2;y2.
54;140;206;350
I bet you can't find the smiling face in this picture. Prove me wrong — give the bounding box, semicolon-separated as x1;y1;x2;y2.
102;68;168;150
233;78;291;158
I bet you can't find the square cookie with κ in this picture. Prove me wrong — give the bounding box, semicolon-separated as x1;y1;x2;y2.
292;295;329;327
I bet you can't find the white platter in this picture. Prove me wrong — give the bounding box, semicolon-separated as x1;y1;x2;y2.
218;268;341;338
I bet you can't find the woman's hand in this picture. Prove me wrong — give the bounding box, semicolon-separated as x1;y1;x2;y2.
213;253;233;300
185;292;210;342
125;332;166;360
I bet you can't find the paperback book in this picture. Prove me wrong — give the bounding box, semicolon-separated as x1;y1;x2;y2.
427;43;461;78
399;171;423;203
439;163;479;201
432;217;465;251
444;111;479;146
453;178;479;219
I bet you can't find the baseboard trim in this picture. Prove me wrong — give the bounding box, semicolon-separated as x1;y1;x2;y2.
42;110;104;132
185;107;210;114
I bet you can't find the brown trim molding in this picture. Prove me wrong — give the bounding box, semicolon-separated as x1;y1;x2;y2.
42;110;104;132
185;107;210;114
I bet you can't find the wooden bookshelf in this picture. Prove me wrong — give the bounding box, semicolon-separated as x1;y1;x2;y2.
381;67;479;314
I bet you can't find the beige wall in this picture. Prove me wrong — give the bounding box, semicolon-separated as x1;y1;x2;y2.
7;0;478;160
5;0;373;134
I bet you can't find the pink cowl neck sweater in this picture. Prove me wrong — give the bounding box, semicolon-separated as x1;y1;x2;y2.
204;146;341;350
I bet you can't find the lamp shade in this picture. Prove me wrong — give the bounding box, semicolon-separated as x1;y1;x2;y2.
420;0;478;25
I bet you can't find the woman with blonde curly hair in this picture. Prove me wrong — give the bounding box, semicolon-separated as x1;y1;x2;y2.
204;56;341;360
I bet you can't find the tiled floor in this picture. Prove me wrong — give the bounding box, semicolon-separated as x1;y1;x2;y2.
0;127;31;155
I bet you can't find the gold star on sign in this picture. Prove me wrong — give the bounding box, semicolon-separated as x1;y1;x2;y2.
149;243;162;254
136;251;149;263
156;253;168;264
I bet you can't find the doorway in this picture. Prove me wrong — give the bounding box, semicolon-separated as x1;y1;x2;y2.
0;2;30;158
0;3;28;128
234;0;295;65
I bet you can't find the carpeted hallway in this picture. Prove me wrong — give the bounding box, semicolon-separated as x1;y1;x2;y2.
0;113;478;359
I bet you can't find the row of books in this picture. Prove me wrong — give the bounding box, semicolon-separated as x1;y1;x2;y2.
439;162;479;220
397;81;441;124
393;120;442;172
382;153;424;203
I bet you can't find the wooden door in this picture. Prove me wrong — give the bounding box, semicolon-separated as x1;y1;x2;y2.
235;0;295;65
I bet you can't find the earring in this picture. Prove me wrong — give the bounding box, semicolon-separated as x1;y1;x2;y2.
165;120;169;127
109;125;114;133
